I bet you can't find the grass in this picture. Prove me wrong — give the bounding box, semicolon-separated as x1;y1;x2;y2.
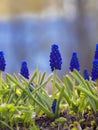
0;68;98;129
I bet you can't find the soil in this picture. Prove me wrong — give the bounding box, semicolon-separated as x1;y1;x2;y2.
1;110;98;130
35;110;98;130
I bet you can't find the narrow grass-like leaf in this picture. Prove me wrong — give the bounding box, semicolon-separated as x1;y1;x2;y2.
0;71;2;88
36;91;51;110
7;88;15;103
85;80;95;95
1;79;8;89
78;92;88;113
70;69;87;88
0;120;14;130
63;75;73;97
31;74;53;94
65;75;74;90
55;82;71;105
39;72;46;85
52;69;56;95
28;69;37;85
6;73;54;117
18;73;29;83
55;86;64;117
0;89;9;95
89;98;97;112
76;86;98;102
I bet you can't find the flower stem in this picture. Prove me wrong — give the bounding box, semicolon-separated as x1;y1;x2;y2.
0;71;2;88
52;69;56;96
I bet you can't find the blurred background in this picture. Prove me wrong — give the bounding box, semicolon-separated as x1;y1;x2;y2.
0;0;97;77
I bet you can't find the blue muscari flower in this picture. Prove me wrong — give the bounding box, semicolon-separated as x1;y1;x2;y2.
91;59;98;81
94;43;98;60
0;51;6;71
83;68;89;80
51;99;57;113
20;61;29;79
20;61;33;91
69;51;80;72
49;44;62;71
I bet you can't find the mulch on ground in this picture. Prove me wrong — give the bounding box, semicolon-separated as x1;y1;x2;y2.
35;110;98;130
1;110;98;130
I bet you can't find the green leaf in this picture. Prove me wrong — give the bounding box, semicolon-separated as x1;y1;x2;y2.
6;73;54;118
63;75;73;97
36;91;51;110
55;86;64;117
55;82;71;105
39;72;46;85
28;69;37;84
31;74;53;94
76;86;98;102
55;117;66;123
0;89;9;95
0;120;14;130
70;69;87;87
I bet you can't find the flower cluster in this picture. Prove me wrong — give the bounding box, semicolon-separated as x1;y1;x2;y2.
91;59;98;81
91;44;98;81
69;51;80;72
83;68;89;80
0;51;6;71
49;44;62;71
20;61;29;79
94;43;98;60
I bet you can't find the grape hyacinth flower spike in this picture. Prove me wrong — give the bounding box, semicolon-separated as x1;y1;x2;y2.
0;51;6;72
91;59;98;81
20;61;34;92
20;61;29;79
83;68;90;80
49;44;62;71
51;99;57;114
69;51;80;72
94;43;98;60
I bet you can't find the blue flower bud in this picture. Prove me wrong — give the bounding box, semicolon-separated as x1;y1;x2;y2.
91;59;98;81
83;68;89;80
51;99;57;113
69;51;80;72
94;43;98;60
20;61;29;79
49;44;62;71
0;51;6;71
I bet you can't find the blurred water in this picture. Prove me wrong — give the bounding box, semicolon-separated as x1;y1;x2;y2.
0;16;82;75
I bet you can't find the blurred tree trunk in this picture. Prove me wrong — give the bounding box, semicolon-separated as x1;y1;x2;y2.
76;0;92;72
